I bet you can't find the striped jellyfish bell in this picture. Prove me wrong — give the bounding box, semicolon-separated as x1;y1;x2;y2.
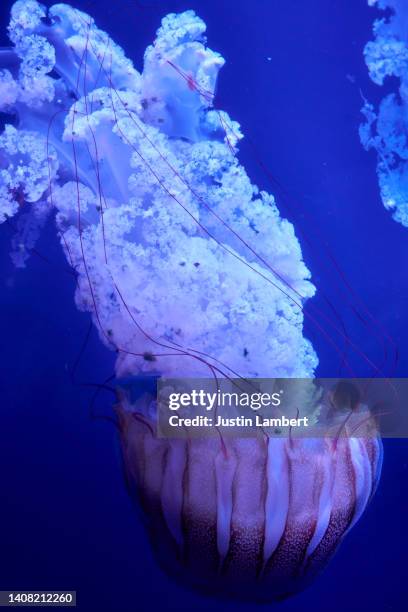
116;384;383;602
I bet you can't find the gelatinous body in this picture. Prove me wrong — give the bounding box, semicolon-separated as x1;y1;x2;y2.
361;0;408;227
117;393;382;601
0;0;317;380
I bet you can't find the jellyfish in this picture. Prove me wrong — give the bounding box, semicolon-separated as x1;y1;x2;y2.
0;0;383;602
361;0;408;227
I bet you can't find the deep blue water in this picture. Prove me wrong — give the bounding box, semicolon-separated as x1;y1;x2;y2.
0;1;407;610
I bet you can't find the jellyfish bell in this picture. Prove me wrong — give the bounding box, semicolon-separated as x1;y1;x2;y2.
116;381;382;602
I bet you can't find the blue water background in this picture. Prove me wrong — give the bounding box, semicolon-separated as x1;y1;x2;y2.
0;1;407;610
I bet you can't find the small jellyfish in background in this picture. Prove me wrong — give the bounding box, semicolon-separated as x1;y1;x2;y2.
361;0;408;227
0;1;383;601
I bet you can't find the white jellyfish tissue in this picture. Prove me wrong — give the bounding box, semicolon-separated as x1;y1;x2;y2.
361;0;408;227
0;0;317;380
